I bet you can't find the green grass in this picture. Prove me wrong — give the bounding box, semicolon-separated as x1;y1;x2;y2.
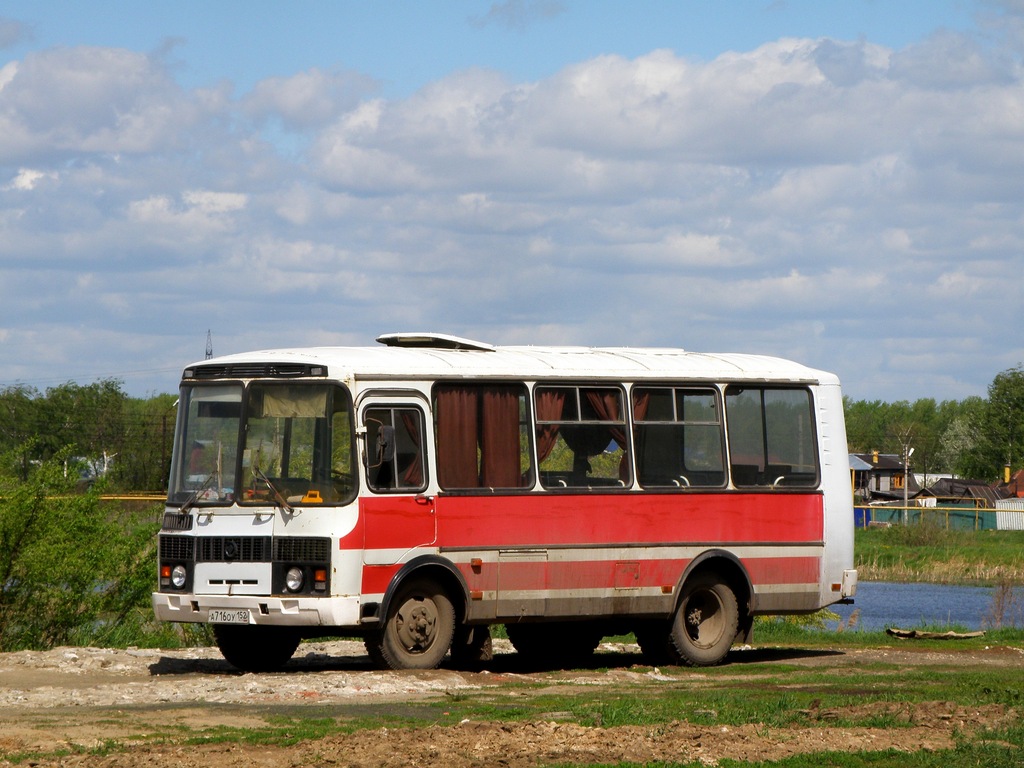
855;527;1024;585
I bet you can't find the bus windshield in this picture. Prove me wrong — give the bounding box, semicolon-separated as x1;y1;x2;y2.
168;382;356;507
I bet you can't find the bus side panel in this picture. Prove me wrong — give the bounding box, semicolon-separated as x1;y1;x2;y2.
429;492;824;619
360;495;436;565
433;492;823;548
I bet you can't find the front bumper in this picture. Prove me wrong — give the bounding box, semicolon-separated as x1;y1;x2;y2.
151;592;361;627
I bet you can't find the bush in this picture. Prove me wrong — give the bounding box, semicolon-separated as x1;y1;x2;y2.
0;447;161;651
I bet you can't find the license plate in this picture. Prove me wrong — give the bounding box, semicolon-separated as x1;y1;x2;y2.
208;609;251;625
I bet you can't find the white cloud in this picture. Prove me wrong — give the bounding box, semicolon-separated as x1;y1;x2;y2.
243;67;378;130
5;167;55;190
181;190;247;214
3;28;1024;403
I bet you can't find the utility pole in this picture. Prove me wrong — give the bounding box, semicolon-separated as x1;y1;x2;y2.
205;330;213;360
903;444;914;525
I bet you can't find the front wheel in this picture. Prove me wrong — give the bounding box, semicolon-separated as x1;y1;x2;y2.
366;579;455;670
213;624;301;672
669;573;739;667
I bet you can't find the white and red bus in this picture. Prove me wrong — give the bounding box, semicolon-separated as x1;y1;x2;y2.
153;333;857;671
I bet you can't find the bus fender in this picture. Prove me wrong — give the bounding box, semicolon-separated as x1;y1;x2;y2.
377;555;471;625
675;549;754;618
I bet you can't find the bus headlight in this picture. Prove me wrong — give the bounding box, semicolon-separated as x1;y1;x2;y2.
170;565;187;589
285;566;305;593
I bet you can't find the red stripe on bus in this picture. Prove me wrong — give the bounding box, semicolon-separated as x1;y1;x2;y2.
358;492;823;552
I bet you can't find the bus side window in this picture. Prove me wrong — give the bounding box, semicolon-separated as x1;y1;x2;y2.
433;383;533;490
535;385;629;489
725;387;819;488
364;407;427;492
633;387;725;488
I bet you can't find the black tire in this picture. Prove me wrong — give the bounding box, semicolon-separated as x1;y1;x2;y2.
366;579;455;670
669;573;739;667
213;624;300;672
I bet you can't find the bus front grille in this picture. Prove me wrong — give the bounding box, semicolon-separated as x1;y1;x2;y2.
197;536;272;563
159;535;330;564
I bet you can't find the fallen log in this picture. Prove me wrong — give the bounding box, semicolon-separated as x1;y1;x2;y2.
886;628;985;640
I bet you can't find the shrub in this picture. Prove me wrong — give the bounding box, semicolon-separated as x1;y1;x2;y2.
0;447;161;651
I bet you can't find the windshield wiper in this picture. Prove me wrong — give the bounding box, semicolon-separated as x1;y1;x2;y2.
177;474;215;514
253;468;293;516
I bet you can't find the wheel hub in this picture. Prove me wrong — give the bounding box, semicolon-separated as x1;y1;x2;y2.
395;599;437;651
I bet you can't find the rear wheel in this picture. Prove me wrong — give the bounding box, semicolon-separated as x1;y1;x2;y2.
213;624;301;672
669;573;739;666
366;579;455;670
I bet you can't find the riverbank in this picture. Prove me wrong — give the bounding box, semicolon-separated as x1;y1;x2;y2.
854;526;1024;586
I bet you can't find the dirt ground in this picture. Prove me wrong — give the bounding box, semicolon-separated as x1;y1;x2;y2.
0;639;1021;767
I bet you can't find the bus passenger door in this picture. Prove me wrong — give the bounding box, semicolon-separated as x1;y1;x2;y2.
359;400;436;565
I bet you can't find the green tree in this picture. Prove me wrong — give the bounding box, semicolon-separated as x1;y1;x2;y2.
843;397;889;453
38;380;127;474
957;365;1024;481
0;385;43;480
938;396;987;478
112;394;177;491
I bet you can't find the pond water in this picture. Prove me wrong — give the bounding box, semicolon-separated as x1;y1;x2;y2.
827;581;1024;631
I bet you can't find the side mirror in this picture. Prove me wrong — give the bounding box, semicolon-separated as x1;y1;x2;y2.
376;425;396;463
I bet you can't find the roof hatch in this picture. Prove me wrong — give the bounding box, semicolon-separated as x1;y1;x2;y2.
375;332;496;351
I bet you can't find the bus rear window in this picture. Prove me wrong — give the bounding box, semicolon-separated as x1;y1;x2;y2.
725;386;818;488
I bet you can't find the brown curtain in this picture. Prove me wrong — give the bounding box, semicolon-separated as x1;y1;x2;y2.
584;389;627;448
534;388;566;464
630;389;652;482
480;386;524;488
435;386;480;488
584;388;638;482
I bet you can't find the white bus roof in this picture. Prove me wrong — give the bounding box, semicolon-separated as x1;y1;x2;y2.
186;332;839;386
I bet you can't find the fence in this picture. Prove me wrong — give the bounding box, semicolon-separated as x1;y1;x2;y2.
855;505;1022;531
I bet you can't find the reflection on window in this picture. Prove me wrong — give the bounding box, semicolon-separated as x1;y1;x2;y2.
364;406;427;492
434;384;533;490
725;387;818;488
633;387;725;488
241;384;355;504
535;386;629;488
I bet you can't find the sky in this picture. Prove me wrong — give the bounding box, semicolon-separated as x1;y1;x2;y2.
1;1;1023;403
